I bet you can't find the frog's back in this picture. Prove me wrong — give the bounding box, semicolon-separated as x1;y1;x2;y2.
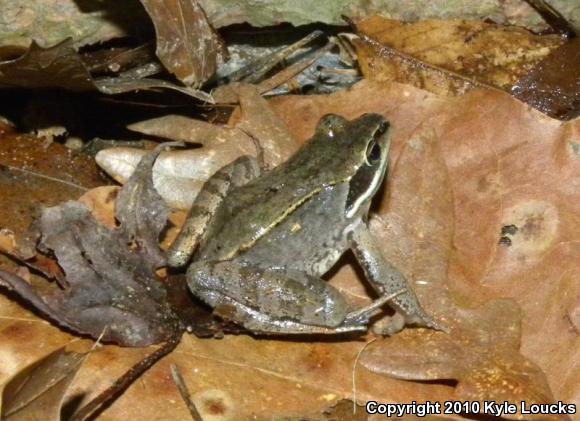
238;183;355;276
197;144;348;261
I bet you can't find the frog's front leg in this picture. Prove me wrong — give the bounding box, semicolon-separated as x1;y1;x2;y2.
188;261;380;334
350;224;446;335
167;156;260;268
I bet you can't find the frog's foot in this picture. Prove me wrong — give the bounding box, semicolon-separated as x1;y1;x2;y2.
371;313;406;336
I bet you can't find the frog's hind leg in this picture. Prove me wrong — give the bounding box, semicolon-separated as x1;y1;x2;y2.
167;156;260;268
187;261;370;334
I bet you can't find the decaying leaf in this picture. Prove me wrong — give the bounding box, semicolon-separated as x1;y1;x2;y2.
127;115;233;145
224;84;299;167
0;145;182;347
353;17;562;97
0;129;105;243
0;347;86;420
96;77;214;103
140;0;226;87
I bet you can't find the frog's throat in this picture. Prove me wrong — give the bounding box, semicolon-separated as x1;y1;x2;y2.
224;178;349;260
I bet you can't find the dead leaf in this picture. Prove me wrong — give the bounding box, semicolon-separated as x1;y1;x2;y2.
361;300;559;420
0;347;86;420
95;77;214;103
354;17;562;96
0;145;182;347
0;40;213;102
127;115;232;145
77;186;120;228
140;0;226;86
82;44;157;76
96;85;299;209
95;139;257;210
0;130;105;238
225;84;299;167
0;230;17;256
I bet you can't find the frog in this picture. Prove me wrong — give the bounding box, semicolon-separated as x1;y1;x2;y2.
167;113;443;335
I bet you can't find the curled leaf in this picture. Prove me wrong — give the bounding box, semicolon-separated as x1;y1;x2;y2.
0;347;86;421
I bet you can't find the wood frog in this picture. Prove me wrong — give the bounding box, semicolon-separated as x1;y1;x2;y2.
167;113;443;334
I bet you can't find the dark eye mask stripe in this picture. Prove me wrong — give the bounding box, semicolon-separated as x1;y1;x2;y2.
345;163;380;216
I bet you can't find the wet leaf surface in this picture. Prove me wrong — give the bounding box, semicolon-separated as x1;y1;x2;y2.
354;16;562;97
0;126;104;236
512;36;580;120
0;347;86;421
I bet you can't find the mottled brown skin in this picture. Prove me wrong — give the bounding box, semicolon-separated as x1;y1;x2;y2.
168;114;442;334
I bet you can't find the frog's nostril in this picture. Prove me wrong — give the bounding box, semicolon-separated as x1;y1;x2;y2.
376;121;389;136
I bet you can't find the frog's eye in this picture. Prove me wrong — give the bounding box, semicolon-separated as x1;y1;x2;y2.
317;114;347;138
365;140;382;165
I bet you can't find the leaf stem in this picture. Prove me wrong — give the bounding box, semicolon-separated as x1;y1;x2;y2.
70;334;182;421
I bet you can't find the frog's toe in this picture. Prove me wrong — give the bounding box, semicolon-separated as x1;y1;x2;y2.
373;312;449;336
371;313;405;336
422;316;450;333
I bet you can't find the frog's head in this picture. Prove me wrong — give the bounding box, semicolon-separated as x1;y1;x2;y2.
312;113;391;218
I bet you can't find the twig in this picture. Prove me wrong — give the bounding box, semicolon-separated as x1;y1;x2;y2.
71;334;182;421
257;42;334;94
170;364;204;421
220;30;325;84
352;337;377;414
524;0;576;38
